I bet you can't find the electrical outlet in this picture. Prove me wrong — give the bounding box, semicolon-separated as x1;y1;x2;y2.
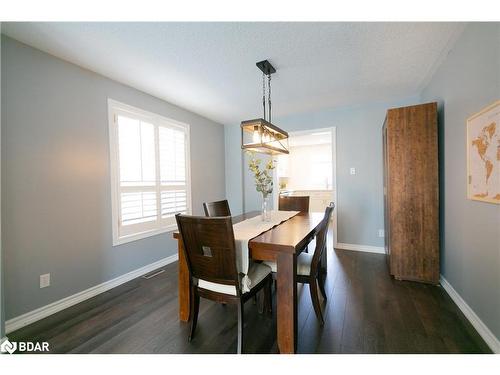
378;229;385;238
40;273;50;288
350;167;356;175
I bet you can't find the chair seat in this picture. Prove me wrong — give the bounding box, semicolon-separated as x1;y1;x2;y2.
198;262;272;296
264;252;313;276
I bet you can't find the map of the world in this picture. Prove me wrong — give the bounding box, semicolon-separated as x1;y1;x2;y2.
467;101;500;204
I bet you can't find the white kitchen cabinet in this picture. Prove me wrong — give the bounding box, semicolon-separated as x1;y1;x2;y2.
284;190;333;213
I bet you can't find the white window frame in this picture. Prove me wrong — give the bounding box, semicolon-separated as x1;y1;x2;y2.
108;99;192;246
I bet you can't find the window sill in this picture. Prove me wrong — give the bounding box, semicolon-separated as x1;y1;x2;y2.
113;224;177;246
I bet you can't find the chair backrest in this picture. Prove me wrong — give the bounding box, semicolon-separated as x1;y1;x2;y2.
175;214;239;290
310;203;335;276
278;195;310;212
203;199;231;217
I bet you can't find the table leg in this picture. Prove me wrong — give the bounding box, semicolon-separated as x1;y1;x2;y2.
178;238;190;322
276;252;297;354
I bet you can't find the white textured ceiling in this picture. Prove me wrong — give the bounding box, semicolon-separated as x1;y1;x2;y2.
2;22;464;125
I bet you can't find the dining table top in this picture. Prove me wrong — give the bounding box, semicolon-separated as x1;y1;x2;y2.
173;210;324;254
249;211;323;253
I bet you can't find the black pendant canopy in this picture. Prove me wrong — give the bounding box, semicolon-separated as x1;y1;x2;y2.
256;60;276;75
241;60;289;155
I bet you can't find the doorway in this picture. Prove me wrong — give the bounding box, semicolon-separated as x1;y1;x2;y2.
273;127;337;245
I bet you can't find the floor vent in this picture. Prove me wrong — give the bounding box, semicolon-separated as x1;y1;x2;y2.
142;269;165;279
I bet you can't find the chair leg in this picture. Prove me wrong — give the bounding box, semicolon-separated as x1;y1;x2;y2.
320;245;327;275
309;279;324;325
237;300;244;354
318;272;328;301
189;288;200;341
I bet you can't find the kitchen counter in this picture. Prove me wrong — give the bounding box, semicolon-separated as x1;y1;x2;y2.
280;189;334;212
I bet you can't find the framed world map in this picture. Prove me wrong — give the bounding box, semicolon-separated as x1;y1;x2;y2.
467;100;500;204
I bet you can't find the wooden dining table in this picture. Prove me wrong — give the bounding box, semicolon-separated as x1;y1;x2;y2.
173;210;324;354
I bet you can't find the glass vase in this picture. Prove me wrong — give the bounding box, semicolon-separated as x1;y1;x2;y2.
261;194;271;222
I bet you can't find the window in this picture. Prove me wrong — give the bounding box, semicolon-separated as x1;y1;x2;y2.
108;99;191;245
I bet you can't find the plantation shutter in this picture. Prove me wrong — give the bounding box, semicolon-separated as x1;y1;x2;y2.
159;123;189;225
110;101;191;244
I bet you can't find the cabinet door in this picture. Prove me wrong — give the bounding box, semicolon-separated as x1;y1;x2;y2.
309;192;333;212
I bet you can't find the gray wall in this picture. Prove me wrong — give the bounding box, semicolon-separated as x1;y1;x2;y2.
224;124;244;215
1;36;226;320
225;96;418;247
420;23;500;339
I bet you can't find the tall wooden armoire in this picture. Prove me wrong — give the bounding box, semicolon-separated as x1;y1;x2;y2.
382;102;439;284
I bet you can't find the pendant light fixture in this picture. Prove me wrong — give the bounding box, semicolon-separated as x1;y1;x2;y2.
241;60;289;155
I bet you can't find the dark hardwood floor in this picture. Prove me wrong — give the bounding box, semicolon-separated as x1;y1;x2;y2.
9;239;491;354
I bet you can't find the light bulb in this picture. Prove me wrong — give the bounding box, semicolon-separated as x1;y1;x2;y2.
253;129;260;143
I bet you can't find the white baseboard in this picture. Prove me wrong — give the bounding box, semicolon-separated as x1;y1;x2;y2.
5;254;178;334
335;242;385;254
440;275;499;353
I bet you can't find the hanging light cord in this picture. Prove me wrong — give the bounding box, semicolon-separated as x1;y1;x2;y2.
261;70;273;122
262;72;267;121
268;73;272;123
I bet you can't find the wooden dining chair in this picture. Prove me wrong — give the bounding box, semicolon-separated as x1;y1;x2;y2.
175;214;273;354
203;199;258;306
296;203;334;325
278;195;310;212
203;199;231;217
264;203;334;325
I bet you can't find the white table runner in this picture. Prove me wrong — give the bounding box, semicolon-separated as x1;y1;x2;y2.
233;210;299;292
